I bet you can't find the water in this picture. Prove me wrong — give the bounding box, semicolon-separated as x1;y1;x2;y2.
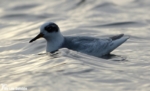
0;0;150;91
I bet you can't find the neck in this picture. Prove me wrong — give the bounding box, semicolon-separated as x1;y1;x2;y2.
46;33;64;52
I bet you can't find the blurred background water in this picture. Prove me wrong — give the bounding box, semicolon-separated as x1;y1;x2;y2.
0;0;150;91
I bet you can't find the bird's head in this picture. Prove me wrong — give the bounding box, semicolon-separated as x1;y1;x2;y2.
29;22;60;43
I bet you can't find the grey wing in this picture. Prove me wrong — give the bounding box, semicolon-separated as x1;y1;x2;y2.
63;34;128;57
66;37;113;56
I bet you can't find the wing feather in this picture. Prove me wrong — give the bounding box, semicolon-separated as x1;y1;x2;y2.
63;35;128;57
67;37;112;56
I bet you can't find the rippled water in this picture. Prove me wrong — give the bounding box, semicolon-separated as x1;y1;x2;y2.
0;0;150;91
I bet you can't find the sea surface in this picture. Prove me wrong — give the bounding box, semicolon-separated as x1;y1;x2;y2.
0;0;150;91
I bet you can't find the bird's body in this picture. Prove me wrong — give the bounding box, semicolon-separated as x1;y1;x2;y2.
60;35;128;57
29;22;129;57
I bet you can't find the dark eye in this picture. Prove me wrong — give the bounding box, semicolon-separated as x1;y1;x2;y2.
44;23;59;33
45;26;52;32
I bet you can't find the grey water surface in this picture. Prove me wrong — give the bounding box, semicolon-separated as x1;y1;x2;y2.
0;0;150;91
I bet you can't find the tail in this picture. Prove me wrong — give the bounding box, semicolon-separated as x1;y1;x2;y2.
108;35;129;53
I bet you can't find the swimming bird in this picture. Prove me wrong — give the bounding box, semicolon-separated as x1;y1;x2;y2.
29;22;129;57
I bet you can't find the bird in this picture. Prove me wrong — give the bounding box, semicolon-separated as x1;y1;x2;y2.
29;22;129;57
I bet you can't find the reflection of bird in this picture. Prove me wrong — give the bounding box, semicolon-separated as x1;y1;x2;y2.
29;22;129;57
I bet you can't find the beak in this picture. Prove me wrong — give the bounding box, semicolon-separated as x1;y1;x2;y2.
29;33;44;43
